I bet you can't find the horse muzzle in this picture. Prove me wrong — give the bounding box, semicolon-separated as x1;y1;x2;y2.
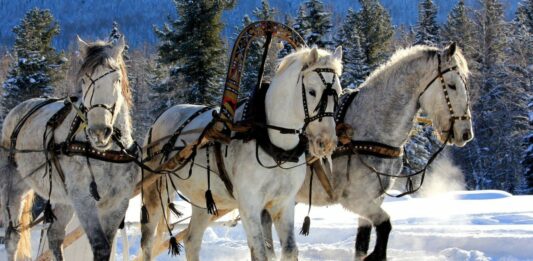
308;134;337;158
87;125;113;150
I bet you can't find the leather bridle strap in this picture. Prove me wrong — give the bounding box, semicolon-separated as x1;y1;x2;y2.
82;69;118;117
301;68;339;129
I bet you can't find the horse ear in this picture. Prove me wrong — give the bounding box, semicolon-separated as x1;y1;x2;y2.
333;46;342;61
444;42;457;58
111;35;126;59
307;47;319;66
77;35;89;58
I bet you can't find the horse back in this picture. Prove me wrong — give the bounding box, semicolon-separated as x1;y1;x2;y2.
1;98;66;148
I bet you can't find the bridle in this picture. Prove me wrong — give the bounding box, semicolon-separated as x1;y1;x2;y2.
80;68;119;119
301;68;339;128
421;54;471;128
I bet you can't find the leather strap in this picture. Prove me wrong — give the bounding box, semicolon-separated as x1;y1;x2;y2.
214;143;234;198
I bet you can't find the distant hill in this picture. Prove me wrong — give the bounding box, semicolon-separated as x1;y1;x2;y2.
0;0;520;49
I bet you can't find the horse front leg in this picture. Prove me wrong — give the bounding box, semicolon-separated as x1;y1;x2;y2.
239;199;268;261
70;195;111;261
99;197;130;255
184;206;212;261
342;198;391;261
260;209;276;260
270;201;298;261
47;204;74;261
355;217;372;260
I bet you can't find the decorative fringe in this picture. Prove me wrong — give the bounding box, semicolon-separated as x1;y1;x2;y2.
168;203;183;218
90;180;101;201
43;200;57;223
5;221;19;240
205;190;218;215
299;216;311;236
141;205;149;224
119;217;125;229
168;237;182;256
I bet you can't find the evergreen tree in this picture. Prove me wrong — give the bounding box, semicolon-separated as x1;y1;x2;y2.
336;9;369;88
252;0;276;21
1;8;64;122
295;0;333;48
452;0;528;192
515;0;533;194
415;0;440;46
154;0;234;106
108;21;130;59
441;0;475;58
354;0;394;70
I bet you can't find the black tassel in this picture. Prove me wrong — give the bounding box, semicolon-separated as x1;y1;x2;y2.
90;180;101;201
141;205;149;224
168;236;182;256
43;200;57;223
299;216;311;236
118;217;125;229
5;221;19;240
168;202;183;218
205;190;218;215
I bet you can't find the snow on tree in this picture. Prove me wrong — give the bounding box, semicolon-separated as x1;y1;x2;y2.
335;9;370;88
354;0;394;70
1;8;64;126
154;0;234;106
294;0;333;48
108;21;129;59
515;0;533;194
415;0;440;46
441;0;475;58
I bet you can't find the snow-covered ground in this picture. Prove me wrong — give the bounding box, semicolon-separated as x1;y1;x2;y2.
1;190;532;260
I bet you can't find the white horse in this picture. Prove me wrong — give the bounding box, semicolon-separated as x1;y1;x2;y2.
263;43;474;261
0;36;138;261
140;46;343;261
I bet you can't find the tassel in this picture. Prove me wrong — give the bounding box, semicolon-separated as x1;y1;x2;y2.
299;216;311;236
43;200;57;223
141;205;149;224
205;190;218;215
168;236;182;256
90;180;101;201
119;217;125;229
168;202;183;218
5;221;19;240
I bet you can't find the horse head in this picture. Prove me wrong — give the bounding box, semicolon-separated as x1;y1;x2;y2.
419;43;473;147
76;35;130;150
268;46;343;158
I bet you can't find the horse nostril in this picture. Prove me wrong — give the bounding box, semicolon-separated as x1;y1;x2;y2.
104;127;113;138
462;131;471;141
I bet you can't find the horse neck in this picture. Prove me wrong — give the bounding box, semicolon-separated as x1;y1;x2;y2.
264;61;303;150
346;54;439;147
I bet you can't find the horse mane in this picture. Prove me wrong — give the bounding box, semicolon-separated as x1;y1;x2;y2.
358;45;469;91
276;47;343;76
76;41;132;107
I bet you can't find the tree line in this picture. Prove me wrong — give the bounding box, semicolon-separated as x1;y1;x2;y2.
0;0;532;194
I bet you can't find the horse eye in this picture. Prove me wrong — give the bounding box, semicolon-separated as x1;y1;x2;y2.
309;90;316;97
448;84;456;90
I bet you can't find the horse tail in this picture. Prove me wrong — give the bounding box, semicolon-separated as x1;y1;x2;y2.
17;190;34;260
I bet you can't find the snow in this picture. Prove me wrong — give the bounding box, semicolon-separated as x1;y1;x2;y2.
1;190;533;260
